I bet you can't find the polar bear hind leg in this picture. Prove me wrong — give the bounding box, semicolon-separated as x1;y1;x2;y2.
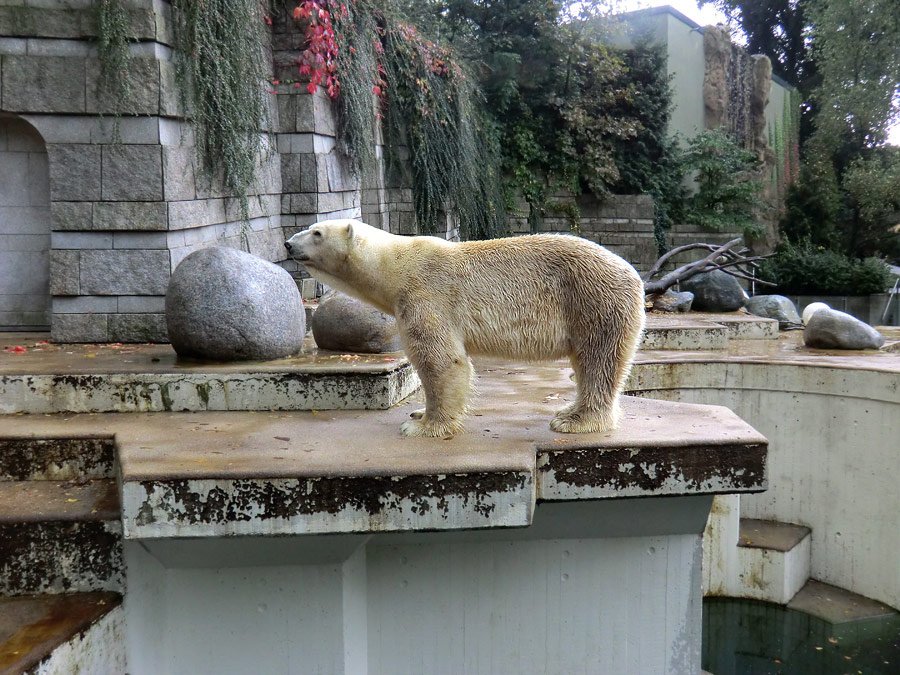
550;313;642;434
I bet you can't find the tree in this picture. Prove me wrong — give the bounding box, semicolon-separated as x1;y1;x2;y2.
432;0;639;216
680;129;764;239
700;0;813;90
806;0;900;153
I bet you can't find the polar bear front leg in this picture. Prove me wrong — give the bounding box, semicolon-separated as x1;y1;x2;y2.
398;331;473;438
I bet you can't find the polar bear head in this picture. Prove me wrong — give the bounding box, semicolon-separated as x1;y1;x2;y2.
284;219;357;275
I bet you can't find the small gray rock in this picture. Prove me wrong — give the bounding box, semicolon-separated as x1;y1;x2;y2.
166;247;305;361
680;270;746;312
745;295;802;327
652;289;694;313
311;291;401;353
803;308;885;350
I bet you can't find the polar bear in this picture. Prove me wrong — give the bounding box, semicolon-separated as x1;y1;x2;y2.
285;219;645;438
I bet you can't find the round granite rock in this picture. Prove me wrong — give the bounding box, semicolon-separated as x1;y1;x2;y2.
803;308;885;350
311;291;402;353
745;295;802;325
680;270;747;312
652;289;694;313
165;247;305;361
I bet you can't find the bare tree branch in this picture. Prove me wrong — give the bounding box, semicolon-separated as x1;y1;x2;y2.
643;238;774;296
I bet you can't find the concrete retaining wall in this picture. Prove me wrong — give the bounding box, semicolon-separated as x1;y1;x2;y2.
629;360;900;610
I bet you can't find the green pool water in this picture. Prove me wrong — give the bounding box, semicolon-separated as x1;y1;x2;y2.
702;598;900;675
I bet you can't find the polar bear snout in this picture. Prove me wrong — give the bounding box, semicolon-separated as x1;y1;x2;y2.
284;235;311;261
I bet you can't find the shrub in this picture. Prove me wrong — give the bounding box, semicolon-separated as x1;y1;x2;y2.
759;240;892;295
680;129;764;239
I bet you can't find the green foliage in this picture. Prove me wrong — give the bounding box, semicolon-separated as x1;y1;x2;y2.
171;0;272;231
680;129;764;239
760;240;892;295
609;43;684;254
807;0;900;152
95;0;133;118
329;1;506;239
435;0;638;223
841;149;900;261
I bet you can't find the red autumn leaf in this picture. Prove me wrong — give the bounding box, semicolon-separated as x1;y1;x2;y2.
372;85;382;95
6;346;26;353
307;82;317;94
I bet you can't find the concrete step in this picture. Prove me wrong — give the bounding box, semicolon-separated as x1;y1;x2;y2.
0;335;418;414
0;437;115;481
735;518;811;605
0;591;123;674
641;313;778;350
0;479;122;596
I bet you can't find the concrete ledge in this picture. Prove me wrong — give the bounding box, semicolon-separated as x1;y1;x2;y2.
0;363;768;540
640;313;777;350
0;337;420;413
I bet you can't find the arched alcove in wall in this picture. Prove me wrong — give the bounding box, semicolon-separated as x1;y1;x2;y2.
0;115;50;331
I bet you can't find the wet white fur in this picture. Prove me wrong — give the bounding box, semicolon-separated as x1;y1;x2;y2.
286;219;646;438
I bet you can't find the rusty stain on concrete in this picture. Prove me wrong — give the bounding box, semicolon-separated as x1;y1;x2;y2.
0;591;121;674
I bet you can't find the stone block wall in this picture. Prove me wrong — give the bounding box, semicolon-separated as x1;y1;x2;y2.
1;0;285;342
1;2;681;339
271;11;362;286
510;194;658;272
0;116;51;329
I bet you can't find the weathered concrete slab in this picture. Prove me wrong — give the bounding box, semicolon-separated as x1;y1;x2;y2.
0;335;419;413
641;314;728;350
0;592;122;674
0;437;114;481
739;518;810;553
788;580;898;624
641;313;778;350
0;479;119;524
0;362;768;540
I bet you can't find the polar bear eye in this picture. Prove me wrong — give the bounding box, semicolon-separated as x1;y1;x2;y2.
312;230;322;238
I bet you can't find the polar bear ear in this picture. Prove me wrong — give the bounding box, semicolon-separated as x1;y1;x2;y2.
345;222;354;241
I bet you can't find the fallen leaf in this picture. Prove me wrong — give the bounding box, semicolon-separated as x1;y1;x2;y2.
66;499;79;503
5;346;26;353
274;436;290;441
828;637;838;644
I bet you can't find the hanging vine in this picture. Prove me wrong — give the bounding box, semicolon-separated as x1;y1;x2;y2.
289;0;506;239
171;0;273;231
95;0;133;136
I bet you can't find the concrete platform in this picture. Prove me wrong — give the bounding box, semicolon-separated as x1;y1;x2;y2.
640;312;778;350
735;518;812;605
0;334;419;414
739;518;811;552
0;362;768;540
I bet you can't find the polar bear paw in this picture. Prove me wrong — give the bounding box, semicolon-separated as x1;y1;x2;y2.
400;416;465;438
550;407;618;434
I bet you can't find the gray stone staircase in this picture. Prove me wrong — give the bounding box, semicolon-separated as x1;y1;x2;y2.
0;437;125;673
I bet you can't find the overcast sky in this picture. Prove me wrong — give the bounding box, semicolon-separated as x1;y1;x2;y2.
615;0;900;145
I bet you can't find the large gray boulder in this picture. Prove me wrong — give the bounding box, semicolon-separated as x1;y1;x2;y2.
803;308;884;350
311;291;402;353
166;247;305;361
745;295;802;326
680;270;747;312
652;289;694;313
